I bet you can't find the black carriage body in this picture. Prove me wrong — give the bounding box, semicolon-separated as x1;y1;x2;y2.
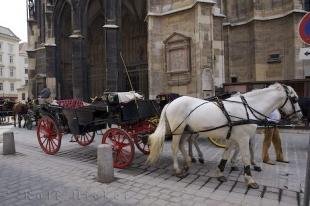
63;103;112;135
120;100;159;123
61;99;158;135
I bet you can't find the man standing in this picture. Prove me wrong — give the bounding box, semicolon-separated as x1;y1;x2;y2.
262;110;289;165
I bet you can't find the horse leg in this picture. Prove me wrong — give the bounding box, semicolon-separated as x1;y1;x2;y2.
216;140;235;182
13;113;16;127
171;134;183;177
230;142;240;171
192;134;204;164
249;135;262;172
179;134;192;172
237;137;259;189
188;135;196;163
23;115;27;128
18;114;22;128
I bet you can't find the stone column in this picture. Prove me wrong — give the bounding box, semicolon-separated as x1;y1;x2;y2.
104;0;122;92
70;33;87;100
45;45;57;99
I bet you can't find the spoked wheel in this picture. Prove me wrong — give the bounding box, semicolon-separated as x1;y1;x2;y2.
102;128;135;169
208;136;227;148
74;132;95;146
133;121;156;155
37;116;62;155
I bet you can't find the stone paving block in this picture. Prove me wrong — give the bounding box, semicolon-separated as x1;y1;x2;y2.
261;198;280;206
172;182;188;188
138;197;157;205
148;191;161;197
242;196;262;206
264;191;279;200
280;195;298;205
193;189;211;198
180;174;198;183
246;188;263;197
217;185;232;191
224;192;245;205
209;190;229;201
191;176;210;186
203;182;218;190
281;189;297;198
151;199;169;206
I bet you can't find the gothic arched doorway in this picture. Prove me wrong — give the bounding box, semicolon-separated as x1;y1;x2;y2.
86;0;106;98
122;0;148;97
56;2;73;99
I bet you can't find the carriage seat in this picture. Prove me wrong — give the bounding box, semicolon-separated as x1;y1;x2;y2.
106;91;143;105
55;99;89;109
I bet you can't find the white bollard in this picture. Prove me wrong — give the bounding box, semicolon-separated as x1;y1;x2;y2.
97;144;114;183
3;132;15;155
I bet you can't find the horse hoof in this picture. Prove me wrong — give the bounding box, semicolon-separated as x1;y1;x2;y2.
198;158;204;164
248;182;259;189
253;166;262;172
191;158;197;163
175;172;188;178
231;166;239;172
217;176;227;182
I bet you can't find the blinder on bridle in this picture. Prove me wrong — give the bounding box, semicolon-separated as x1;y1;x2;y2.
278;84;300;120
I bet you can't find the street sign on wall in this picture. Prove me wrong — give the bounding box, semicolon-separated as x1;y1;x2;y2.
299;12;310;45
299;47;310;60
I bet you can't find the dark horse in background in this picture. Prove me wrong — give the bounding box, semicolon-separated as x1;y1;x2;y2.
298;97;310;127
12;102;28;128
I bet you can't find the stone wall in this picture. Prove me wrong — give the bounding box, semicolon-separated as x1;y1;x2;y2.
223;0;307;83
224;23;255;82
148;1;216;98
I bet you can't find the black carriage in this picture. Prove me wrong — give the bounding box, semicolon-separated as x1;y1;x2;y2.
36;92;158;169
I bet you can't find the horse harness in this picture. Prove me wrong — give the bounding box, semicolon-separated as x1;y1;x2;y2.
278;85;300;119
170;85;299;140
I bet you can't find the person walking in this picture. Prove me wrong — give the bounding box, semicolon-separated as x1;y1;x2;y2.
262;109;289;165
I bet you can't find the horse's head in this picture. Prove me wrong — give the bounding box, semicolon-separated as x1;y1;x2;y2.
277;84;303;122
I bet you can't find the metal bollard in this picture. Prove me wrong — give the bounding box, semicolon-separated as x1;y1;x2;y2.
97;144;114;183
3;132;15;155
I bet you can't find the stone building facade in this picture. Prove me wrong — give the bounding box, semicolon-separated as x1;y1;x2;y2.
26;0;309;100
27;0;225;100
0;26;24;100
148;0;225;98
223;0;308;84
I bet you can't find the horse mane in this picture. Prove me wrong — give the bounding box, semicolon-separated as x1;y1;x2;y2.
242;83;283;98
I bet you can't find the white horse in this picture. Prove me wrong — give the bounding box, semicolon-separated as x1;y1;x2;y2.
147;83;302;189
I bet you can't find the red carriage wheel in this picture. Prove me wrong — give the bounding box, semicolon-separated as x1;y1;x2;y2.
74;132;95;146
37;116;62;155
134;121;156;155
102;128;135;169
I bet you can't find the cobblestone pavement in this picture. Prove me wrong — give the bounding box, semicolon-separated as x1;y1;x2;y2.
0;124;309;206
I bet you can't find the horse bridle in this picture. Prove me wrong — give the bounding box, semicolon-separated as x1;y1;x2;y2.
278;84;300;119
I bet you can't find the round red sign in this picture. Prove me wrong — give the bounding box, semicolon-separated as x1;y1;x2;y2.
299;12;310;45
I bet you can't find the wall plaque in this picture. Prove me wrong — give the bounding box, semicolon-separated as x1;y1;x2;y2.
164;32;191;85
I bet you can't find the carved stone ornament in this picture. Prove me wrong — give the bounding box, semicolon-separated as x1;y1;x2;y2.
28;0;35;19
164;32;191;86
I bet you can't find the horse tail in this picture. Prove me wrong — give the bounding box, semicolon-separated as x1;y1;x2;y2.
147;104;170;164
